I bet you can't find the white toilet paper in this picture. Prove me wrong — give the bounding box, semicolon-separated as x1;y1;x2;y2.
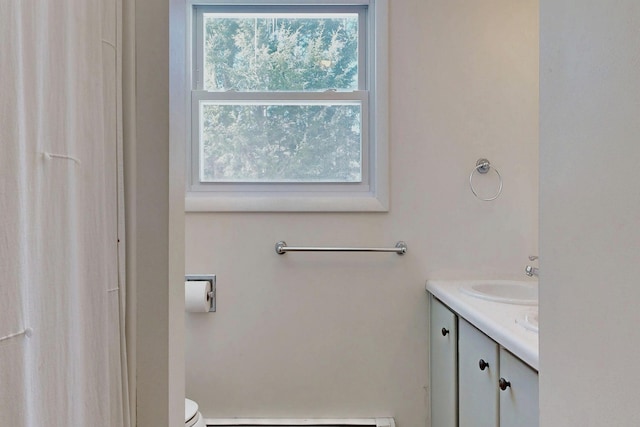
185;280;212;313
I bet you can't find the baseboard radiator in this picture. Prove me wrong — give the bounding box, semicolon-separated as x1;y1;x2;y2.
204;418;396;427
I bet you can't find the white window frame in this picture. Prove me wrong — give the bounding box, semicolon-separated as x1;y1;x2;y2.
185;0;388;212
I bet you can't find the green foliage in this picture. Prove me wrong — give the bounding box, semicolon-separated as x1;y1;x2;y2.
204;15;358;91
202;103;361;182
200;13;362;182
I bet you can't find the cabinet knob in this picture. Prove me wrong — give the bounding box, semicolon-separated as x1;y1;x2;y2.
499;377;511;391
478;359;489;371
441;327;450;336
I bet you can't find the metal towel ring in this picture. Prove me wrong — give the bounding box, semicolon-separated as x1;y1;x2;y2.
469;158;503;201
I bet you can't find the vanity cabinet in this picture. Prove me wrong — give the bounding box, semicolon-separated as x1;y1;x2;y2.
429;295;539;427
499;348;539;427
459;318;499;427
430;296;458;427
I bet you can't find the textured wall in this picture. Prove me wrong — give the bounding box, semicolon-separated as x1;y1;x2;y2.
185;0;538;425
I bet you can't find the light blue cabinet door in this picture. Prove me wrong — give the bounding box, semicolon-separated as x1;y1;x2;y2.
430;296;457;427
459;318;499;427
499;348;539;427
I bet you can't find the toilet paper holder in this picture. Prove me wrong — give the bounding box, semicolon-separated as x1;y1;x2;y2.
185;274;216;312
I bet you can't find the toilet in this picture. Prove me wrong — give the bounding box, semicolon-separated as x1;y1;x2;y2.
185;398;205;427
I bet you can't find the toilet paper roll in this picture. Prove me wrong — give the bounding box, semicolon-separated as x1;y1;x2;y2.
185;280;212;313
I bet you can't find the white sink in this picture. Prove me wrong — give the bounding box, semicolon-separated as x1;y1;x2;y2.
517;309;539;333
459;281;538;305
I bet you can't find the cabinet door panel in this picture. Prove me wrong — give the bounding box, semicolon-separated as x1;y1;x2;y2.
458;318;499;427
430;296;457;427
499;348;539;427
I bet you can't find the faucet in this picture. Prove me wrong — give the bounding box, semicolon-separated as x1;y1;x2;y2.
525;255;539;277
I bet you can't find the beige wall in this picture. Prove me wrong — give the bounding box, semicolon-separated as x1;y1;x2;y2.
185;1;538;425
539;1;640;425
125;0;185;426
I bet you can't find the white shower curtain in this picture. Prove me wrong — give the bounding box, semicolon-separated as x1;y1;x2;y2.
0;1;130;426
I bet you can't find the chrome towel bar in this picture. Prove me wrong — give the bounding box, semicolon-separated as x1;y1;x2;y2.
275;241;407;255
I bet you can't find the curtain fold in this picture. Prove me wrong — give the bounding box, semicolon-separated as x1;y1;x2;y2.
0;1;129;426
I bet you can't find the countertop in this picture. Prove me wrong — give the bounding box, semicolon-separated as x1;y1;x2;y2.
426;279;539;371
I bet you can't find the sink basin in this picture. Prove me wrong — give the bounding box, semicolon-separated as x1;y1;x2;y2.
517;309;539;333
459;281;538;305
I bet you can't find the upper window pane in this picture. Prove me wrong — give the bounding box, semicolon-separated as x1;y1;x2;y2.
203;12;359;91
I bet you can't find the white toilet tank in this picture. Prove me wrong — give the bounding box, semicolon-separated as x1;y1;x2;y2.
185;398;205;427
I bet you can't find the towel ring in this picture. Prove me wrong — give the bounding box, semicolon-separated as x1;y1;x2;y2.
469;158;503;201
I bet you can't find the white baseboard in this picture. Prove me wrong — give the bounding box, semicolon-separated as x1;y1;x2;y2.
203;418;396;427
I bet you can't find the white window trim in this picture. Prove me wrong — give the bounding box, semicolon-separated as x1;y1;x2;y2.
184;0;388;212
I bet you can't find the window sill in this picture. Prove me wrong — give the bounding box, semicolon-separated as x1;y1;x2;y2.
185;193;388;212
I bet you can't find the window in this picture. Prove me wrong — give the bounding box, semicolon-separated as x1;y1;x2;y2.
187;0;388;211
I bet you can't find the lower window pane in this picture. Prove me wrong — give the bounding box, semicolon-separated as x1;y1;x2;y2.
199;101;362;183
